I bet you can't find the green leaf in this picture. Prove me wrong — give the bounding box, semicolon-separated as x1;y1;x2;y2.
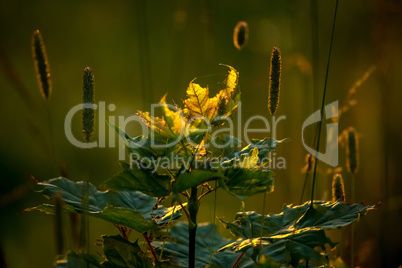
101;162;170;197
221;168;274;200
102;235;153;268
220;229;335;267
97;206;157;233
208;134;242;157
28;177;183;232
253;255;282;268
221;201;376;240
219;201;377;266
226;138;287;165
173;170;225;193
56;251;102;268
153;222;255;268
295;201;378;230
109;122;167;160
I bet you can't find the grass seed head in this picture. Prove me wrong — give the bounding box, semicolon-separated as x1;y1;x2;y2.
346;127;359;175
31;30;52;100
332;173;345;202
233;21;249;51
268;47;281;115
82;67;95;143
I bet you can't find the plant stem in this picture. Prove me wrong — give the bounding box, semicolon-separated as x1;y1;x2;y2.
310;0;339;207
188;186;198;268
46;102;58;175
209;181;218;264
232;251;246;268
259;192;267;258
143;233;158;263
135;0;153;107
299;172;310;204
351;173;355;267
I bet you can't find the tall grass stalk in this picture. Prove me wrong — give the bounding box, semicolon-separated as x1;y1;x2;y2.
346;127;359;267
54;191;65;256
81;67;95;262
310;0;339;206
300;154;314;204
259;46;282;260
209;181;218;264
135;0;153;107
31;30;59;175
46;103;59;175
300;0;319;204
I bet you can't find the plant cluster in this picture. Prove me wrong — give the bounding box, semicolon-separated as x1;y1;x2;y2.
25;4;378;266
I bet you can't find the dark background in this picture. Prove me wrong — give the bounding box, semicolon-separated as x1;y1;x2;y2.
1;0;401;267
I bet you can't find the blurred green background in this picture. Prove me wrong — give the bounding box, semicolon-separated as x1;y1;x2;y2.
1;0;401;267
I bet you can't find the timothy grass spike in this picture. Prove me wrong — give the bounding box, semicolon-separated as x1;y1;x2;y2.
268;47;282;115
82;67;95;143
233;21;249;51
31;30;52;100
346;127;359;175
332;173;345;202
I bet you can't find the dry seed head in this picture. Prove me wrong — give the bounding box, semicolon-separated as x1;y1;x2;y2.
332;173;345;202
82;67;95;143
233;21;249;51
346;127;359;175
31;30;52;100
268;47;282;115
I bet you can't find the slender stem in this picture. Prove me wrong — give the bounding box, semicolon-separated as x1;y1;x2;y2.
135;0;153;107
178;199;190;220
259;192;267;258
86;145;90;261
232;251;246;268
159;205;176;260
46;102;58;175
299;172;309;204
339;229;343;260
143;233;158;263
350;173;355;267
311;0;319;106
310;0;339;206
188;186;198;268
209;181;218;264
198;186;218;200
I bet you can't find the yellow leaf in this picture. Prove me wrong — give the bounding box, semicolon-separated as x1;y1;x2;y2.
138;95;186;139
218;64;239;101
183;82;218;120
239;147;259;168
213;65;240;122
160;94;186;137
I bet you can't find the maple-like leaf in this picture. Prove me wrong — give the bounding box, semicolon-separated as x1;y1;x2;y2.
218;64;238;101
183;82;219;120
138;95;187;140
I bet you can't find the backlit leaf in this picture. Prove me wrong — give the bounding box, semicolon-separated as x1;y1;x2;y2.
219;201;377;266
102;235;153;268
153;222;255;268
101;162;170;197
173;170;225;193
27;178;183;232
183;82;219;120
